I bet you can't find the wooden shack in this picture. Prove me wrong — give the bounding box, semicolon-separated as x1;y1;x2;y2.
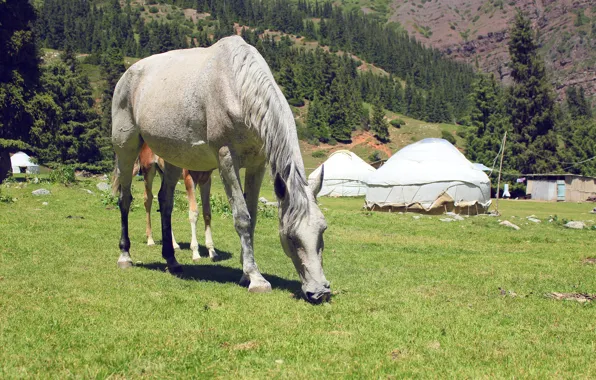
525;174;596;202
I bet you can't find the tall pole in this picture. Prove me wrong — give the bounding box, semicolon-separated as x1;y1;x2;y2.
495;131;507;215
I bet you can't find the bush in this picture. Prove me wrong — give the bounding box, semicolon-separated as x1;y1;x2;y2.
327;138;338;146
149;6;159;13
441;130;457;145
288;98;305;107
368;151;381;162
312;150;327;159
49;165;76;185
390;119;404;128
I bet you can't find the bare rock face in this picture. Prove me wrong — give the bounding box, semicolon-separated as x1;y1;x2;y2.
389;0;596;101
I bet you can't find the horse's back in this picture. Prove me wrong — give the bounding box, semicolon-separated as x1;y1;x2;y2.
113;36;250;171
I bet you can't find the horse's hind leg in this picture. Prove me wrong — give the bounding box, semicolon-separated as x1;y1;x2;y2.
144;164;157;246
113;142;142;269
158;161;182;272
199;174;218;261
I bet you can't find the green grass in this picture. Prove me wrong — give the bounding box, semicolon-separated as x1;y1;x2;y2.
1;176;596;377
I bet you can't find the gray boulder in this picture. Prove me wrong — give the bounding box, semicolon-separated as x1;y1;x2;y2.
564;221;585;230
96;182;110;192
500;220;520;230
32;189;50;196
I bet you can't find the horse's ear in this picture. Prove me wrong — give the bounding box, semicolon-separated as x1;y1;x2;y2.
274;172;287;201
309;165;324;198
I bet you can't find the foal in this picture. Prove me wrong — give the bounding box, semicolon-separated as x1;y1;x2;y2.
136;143;218;261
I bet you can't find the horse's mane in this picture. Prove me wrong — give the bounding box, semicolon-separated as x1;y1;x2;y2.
231;42;309;228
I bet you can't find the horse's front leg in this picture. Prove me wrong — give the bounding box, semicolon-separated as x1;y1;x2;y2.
158;161;182;273
199;175;218;261
218;147;271;292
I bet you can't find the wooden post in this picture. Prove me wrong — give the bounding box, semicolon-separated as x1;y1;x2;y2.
495;131;507;215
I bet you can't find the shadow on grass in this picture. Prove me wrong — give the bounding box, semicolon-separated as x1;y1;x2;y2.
136;261;302;294
155;242;232;262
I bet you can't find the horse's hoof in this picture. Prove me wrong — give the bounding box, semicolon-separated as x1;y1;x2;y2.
192;252;201;262
248;280;272;293
209;249;218;261
168;264;183;275
173;243;180;250
117;260;133;269
147;239;155;246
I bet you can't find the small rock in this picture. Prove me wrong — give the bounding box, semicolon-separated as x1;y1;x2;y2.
445;212;464;221
564;221;585;230
412;215;421;220
96;182;110;192
500;220;520;230
101;174;108;181
440;218;456;222
82;189;94;194
259;197;269;204
42;202;48;206
275;359;284;364
527;217;541;223
32;189;50;196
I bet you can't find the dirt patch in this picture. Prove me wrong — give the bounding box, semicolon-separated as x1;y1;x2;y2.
313;131;393;159
389;348;403;360
583;258;596;265
547;292;595;303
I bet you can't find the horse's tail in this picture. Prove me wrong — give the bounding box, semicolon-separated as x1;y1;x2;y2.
111;155;141;196
111;155;120;196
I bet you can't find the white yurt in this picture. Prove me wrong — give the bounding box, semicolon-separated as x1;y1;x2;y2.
10;152;40;174
308;150;376;197
365;138;491;214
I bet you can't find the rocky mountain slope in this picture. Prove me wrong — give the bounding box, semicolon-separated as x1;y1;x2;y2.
387;0;596;101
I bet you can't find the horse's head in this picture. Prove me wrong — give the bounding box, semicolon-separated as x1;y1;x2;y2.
274;166;330;303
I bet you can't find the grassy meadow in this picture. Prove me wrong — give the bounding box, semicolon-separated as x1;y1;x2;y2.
1;174;596;378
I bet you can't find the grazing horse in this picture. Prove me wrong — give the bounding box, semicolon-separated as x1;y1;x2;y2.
111;35;330;303
135;142;218;261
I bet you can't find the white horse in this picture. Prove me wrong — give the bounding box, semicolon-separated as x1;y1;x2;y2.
111;36;330;302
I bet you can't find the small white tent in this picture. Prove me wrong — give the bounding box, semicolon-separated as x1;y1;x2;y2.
11;152;39;174
365;138;491;214
308;150;376;197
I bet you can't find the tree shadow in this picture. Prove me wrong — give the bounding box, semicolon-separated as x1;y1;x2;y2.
155;241;232;262
136;262;302;294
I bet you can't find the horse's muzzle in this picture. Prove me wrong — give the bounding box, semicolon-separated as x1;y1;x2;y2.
304;282;331;304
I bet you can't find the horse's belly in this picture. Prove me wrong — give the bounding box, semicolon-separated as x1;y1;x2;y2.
143;135;218;171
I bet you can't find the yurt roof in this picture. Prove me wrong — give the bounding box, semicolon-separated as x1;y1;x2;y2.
367;139;489;186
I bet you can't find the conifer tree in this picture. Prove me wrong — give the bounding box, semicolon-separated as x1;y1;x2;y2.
306;95;330;142
100;39;126;137
507;11;558;174
371;102;389;142
466;73;511;168
0;0;40;181
30;53;107;171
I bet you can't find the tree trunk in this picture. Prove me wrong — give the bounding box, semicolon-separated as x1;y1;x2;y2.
0;149;11;183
